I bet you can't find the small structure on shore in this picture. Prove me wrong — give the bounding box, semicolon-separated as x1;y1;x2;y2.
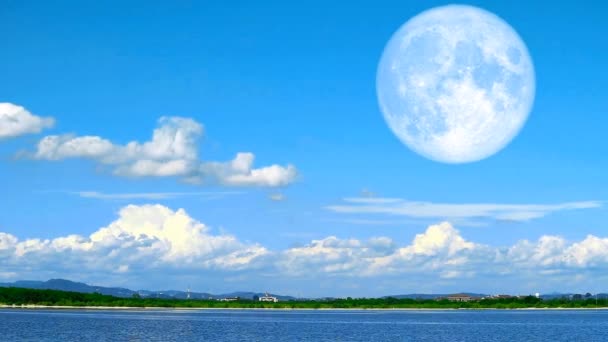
444;294;479;302
219;297;240;302
483;294;514;300
259;293;279;302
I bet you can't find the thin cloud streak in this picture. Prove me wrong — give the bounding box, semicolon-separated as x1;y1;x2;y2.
75;191;243;200
322;218;418;226
327;198;603;222
269;193;286;202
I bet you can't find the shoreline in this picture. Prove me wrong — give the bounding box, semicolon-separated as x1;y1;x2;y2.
2;304;608;311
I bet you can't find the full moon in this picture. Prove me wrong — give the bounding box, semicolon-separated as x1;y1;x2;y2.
377;5;535;163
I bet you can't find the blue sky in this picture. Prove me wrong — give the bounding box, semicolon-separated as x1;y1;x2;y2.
0;0;607;297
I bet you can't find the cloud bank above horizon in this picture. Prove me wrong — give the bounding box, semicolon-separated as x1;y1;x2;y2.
2;204;608;296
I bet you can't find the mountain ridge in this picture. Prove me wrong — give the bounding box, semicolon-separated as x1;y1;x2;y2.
0;279;295;301
1;279;606;300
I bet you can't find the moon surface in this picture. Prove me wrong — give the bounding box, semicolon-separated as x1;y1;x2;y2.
377;5;535;163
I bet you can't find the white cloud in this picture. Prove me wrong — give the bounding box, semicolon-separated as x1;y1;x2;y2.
31;117;296;187
35;135;115;160
0;233;18;255
0;103;54;139
3;210;608;295
34;116;201;170
197;152;297;187
506;235;608;269
327;198;602;222
278;236;384;276
1;204;268;278
277;222;608;283
278;222;483;277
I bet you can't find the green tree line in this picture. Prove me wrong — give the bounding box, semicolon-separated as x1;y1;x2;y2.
1;287;607;309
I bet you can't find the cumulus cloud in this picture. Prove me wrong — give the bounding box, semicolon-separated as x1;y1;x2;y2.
327;197;602;222
197;152;297;187
278;236;384;276
31;117;296;187
3;211;608;294
0;205;268;279
0;103;54;139
506;235;608;269
277;222;608;283
277;222;483;278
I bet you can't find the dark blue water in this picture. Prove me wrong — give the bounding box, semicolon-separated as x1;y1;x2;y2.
1;309;607;341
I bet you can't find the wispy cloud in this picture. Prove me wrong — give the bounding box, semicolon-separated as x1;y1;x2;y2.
75;191;242;201
343;197;403;204
322;218;416;226
326;198;602;222
269;193;286;202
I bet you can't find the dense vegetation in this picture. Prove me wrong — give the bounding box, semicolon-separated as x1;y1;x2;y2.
1;287;607;309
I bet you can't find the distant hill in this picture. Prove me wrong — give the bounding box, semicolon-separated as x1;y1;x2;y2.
2;279;604;301
134;290;295;301
540;292;608;300
0;279;296;301
0;279;135;298
385;292;608;300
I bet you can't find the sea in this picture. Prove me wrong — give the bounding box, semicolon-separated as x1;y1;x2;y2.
1;308;607;341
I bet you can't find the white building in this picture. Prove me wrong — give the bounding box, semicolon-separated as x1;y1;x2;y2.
259;293;279;302
219;297;240;302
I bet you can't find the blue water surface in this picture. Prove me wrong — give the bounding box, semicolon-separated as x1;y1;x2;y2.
1;309;607;341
